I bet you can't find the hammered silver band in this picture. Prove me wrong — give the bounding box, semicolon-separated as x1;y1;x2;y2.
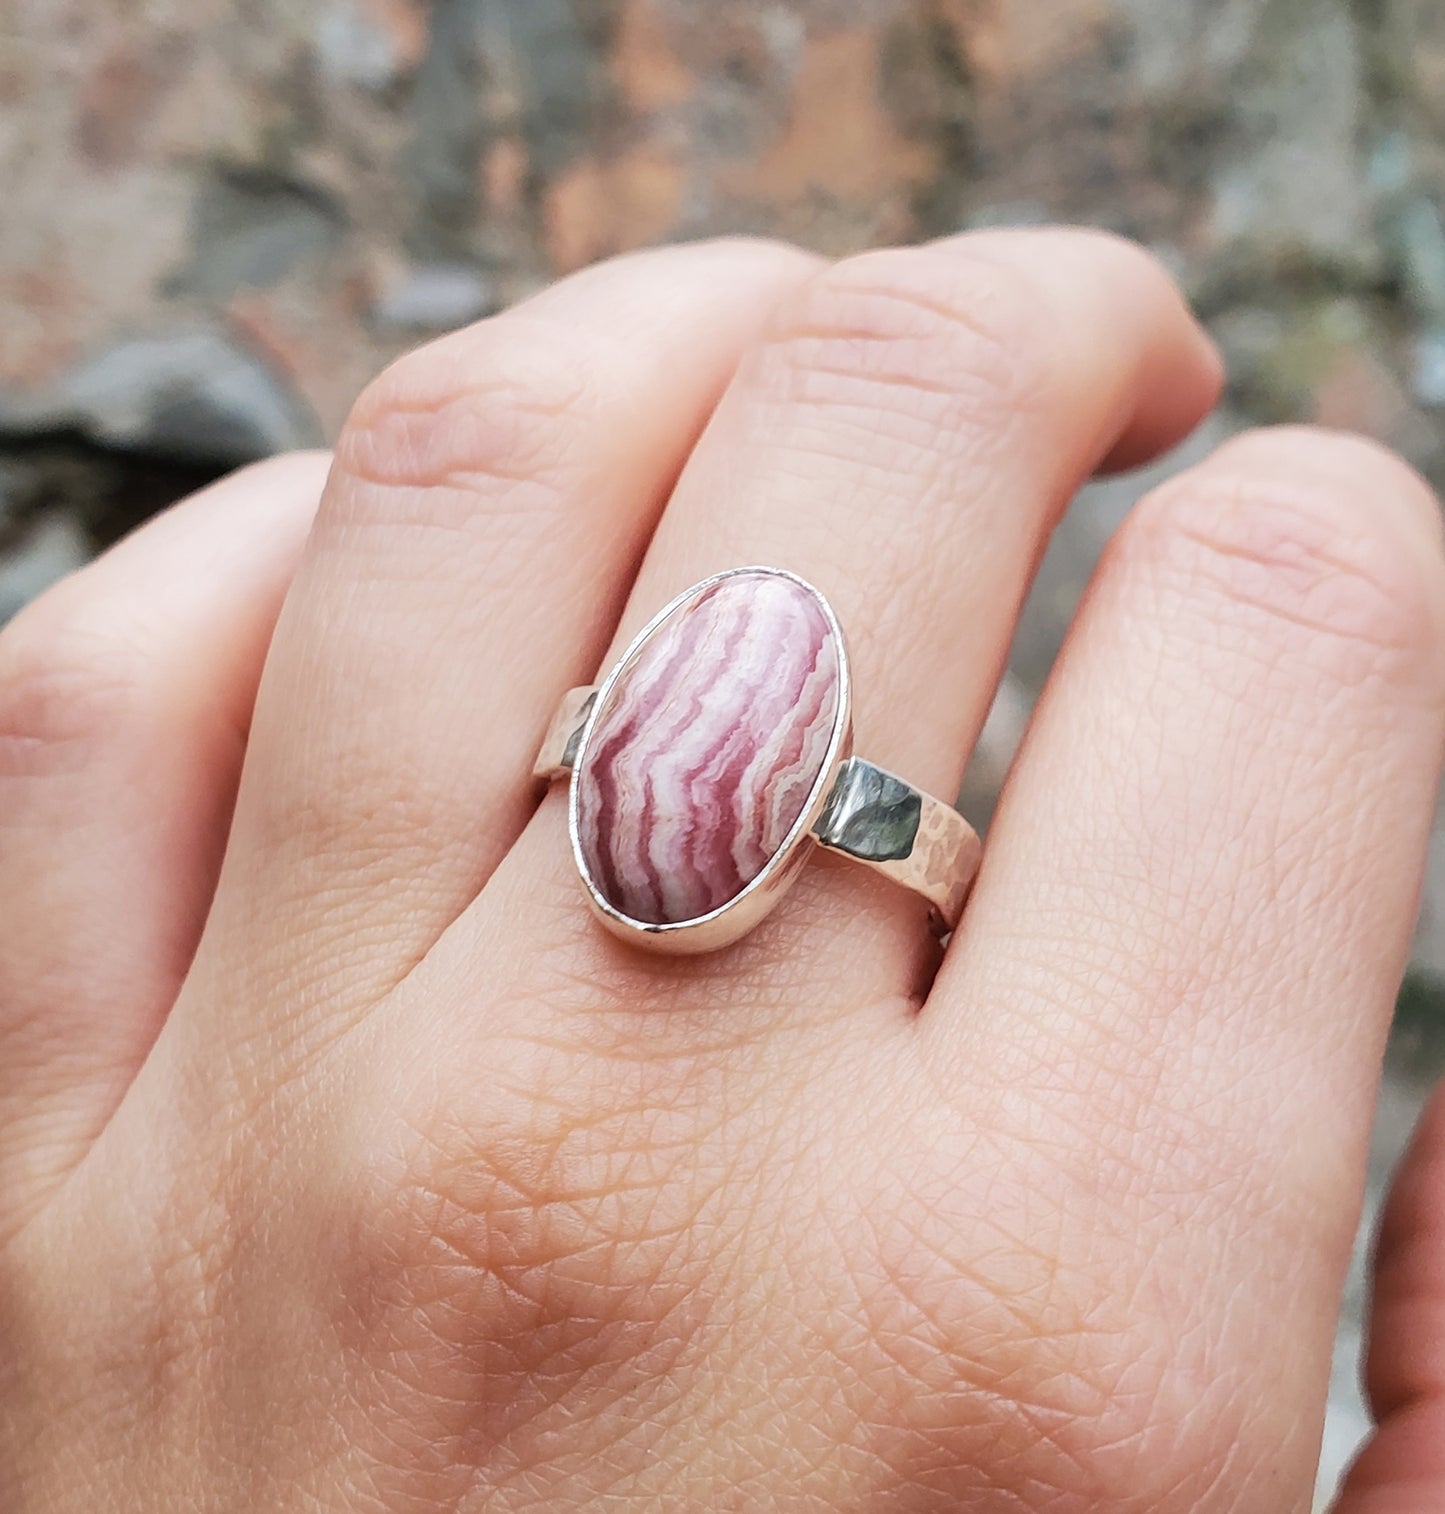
536;691;980;936
535;568;983;954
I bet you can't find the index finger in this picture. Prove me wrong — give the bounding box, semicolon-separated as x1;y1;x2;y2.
924;427;1445;1502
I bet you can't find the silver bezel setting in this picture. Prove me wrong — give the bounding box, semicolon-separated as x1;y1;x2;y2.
567;565;854;954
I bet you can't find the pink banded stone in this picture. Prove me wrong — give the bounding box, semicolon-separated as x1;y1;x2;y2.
575;571;842;926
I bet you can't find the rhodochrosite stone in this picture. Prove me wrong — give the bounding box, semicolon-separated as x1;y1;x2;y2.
575;572;842;926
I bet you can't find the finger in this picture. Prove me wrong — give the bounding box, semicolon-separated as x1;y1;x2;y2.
1336;1078;1445;1512
470;229;1221;1017
197;240;821;1064
926;429;1445;1502
0;452;328;1234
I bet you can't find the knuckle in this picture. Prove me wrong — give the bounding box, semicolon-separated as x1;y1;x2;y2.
1124;435;1445;687
331;1051;713;1440
333;318;607;504
0;584;149;776
1039;225;1183;299
872;1162;1264;1510
755;245;1053;435
610;232;819;284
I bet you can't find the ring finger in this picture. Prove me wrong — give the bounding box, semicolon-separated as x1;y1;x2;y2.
176;239;822;1077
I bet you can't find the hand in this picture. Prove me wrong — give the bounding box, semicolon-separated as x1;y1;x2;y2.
2;231;1442;1512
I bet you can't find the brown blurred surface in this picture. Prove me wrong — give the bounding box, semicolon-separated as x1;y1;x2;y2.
2;0;1445;461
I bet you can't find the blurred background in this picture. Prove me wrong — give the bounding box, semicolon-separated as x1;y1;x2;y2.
2;1;1444;1504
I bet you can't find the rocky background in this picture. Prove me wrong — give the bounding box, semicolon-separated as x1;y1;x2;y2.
3;0;1444;1504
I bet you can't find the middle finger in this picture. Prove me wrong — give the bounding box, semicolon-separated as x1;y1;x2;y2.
476;229;1222;1015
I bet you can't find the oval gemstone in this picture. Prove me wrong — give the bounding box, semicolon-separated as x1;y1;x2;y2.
575;571;842;926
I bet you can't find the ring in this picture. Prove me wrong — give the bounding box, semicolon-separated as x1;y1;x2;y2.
534;567;984;954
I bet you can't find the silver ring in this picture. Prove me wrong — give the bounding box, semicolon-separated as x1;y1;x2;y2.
534;567;983;954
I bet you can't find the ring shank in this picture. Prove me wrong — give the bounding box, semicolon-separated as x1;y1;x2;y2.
533;686;598;783
535;687;981;937
813;757;980;935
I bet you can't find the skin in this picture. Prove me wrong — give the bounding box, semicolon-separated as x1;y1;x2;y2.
0;229;1441;1511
